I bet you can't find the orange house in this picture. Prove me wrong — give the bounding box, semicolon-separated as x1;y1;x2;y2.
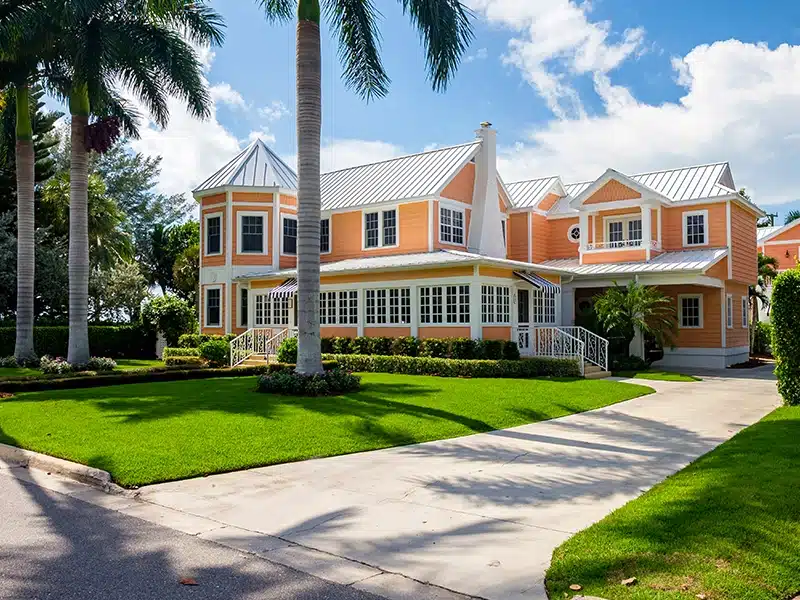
194;123;764;370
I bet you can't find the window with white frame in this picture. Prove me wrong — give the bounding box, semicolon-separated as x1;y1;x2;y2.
568;224;580;243
239;214;265;253
254;294;290;326
205;287;221;327
679;295;702;328
320;290;358;325
531;289;557;324
481;285;510;324
282;216;297;255
741;296;748;328
684;211;707;246
320;218;330;253
726;294;734;329
440;206;465;245
365;288;410;325
419;285;470;324
606;216;642;247
205;214;221;255
364;209;398;249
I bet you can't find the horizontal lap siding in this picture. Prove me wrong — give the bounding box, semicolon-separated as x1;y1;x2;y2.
762;243;800;270
441;163;474;204
704;257;728;279
531;214;550;263
233;192;274;203
730;203;757;283
231;283;246;335
726;281;749;348
538;193;561;212
364;327;411;338
418;327;471;339
662;203;727;251
658;285;721;348
321;327;357;338
546;218;580;259
508;213;529;261
201;193;226;207
582;249;646;264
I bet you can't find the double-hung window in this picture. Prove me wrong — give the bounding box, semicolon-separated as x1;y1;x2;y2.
726;294;734;329
282;216;297;255
419;285;470;325
679;295;702;328
365;288;410;325
481;285;510;324
320;218;330;253
205;214;221;255
440;206;465;245
205;287;221;327
239;214;265;253
320;290;358;325
741;296;748;328
606;216;642;248
684;211;708;246
364;209;398;249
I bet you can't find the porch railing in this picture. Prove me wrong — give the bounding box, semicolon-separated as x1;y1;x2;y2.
557;326;609;371
230;327;297;367
585;239;661;251
531;327;585;376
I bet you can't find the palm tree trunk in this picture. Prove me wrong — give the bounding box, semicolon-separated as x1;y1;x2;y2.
14;83;37;362
67;85;91;364
294;0;323;375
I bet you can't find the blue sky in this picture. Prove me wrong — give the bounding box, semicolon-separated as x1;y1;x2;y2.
123;0;800;222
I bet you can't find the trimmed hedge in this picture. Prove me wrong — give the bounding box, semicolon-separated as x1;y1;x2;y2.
304;336;520;361
772;269;800;405
323;353;581;378
200;339;230;367
257;368;361;396
164;356;205;367
162;347;201;358
178;333;235;348
0;325;156;359
752;321;772;356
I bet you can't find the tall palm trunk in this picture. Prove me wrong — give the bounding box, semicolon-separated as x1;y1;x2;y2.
14;83;37;362
67;85;91;364
294;0;323;375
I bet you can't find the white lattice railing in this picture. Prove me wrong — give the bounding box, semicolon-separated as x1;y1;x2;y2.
557;326;609;371
531;327;585;376
585;239;661;251
230;327;296;367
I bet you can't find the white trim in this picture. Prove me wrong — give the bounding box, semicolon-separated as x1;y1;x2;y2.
362;208;400;251
657;206;662;247
427;198;435;252
678;293;703;329
438;204;467;246
280;213;298;256
236;210;269;256
683;209;710;247
203;211;224;257
204;284;223;328
726;293;734;329
527;212;533;263
726;201;733;279
271;192;280;270
741;295;748;328
763;238;800;245
438;196;472;209
721;288;727;348
279;204;297;211
569;168;672;208
567;223;581;244
654;346;750;369
225;191;233;334
200;201;226;210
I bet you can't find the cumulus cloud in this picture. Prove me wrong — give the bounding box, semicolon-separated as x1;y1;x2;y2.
210;83;248;110
259;100;291;122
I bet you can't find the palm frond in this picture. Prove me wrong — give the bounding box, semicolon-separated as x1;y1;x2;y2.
325;0;389;100
257;0;296;22
398;0;474;92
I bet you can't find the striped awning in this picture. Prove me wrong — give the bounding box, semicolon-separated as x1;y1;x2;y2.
269;278;298;298
513;271;561;294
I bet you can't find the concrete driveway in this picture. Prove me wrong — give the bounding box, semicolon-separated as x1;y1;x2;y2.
127;367;779;600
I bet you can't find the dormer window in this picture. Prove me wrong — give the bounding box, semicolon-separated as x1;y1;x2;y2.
684;210;708;246
606;216;642;248
440;205;465;245
364;209;398;249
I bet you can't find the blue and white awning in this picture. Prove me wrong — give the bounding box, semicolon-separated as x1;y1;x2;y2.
513;271;561;294
269;278;298;298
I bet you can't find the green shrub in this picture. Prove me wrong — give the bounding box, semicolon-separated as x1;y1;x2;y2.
277;336;298;363
162;347;200;358
370;337;393;355
200;339;230;367
0;325;155;358
39;355;116;375
0;356;18;368
164;356;206;367
86;357;117;372
611;355;649;372
503;341;521;361
351;337;372;355
480;339;505;360
265;360;339;374
391;336;419;357
331;337;354;354
256;368;361;396
320;337;334;354
177;333;235;348
450;338;476;359
752;321;773;355
772;269;800;405
323;354;581;379
420;338;450;358
140;294;196;347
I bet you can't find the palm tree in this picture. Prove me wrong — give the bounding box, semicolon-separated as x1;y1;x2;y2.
785;210;800;225
36;0;224;363
750;252;779;350
593;281;678;358
258;0;474;374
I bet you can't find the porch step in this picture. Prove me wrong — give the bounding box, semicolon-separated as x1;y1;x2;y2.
239;354;270;367
584;363;611;379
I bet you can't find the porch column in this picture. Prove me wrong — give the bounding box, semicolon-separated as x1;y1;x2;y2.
641;204;652;261
469;276;482;339
410;285;419;338
579;212;589;264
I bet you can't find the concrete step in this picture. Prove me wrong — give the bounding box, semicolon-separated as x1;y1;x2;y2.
584;370;612;379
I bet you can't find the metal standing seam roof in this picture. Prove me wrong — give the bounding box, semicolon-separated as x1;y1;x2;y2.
194;139;298;192
539;248;728;276
318;141;480;211
505;176;560;209
757;225;789;242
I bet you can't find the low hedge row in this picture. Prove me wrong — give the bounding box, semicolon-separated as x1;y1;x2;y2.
178;333;236;348
323;354;581;378
0;325;156;359
162;347;201;358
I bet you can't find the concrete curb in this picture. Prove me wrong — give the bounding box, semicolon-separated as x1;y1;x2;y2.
0;442;129;495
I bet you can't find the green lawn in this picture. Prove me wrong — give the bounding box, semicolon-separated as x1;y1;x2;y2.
546;407;800;600
0;367;40;378
614;370;700;382
0;373;651;487
0;358;164;380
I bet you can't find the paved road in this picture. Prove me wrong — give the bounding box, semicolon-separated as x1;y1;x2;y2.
0;475;383;600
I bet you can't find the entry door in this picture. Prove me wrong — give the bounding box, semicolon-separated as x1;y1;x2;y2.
517;289;532;355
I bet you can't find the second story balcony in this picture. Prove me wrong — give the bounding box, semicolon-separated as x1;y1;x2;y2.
585;239;662;251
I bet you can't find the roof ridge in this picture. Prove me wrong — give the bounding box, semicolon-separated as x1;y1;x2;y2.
631;161;729;178
507;175;559;186
321;140;480;177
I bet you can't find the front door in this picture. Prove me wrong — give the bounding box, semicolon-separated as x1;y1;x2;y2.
517;289;532;356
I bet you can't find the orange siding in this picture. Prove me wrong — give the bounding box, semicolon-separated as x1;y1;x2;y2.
434;200;471;250
652;209;659;242
280;194;297;206
321;327;358;338
200;284;226;334
659;285;721;348
482;326;511;341
320;266;475;285
762;243;800;271
441;163;474;204
726;281;749;348
767;222;800;242
231;205;272;266
704;257;729;279
232;191;273;203
200;193;225;207
478;266;514;279
584;180;641;205
546;218;580;259
364;327;411;338
662;203;727;250
581;249;647;264
201;207;225;267
539;193;561;212
730;202;757;283
508;213;529;261
418;327;471;339
531;214;550;263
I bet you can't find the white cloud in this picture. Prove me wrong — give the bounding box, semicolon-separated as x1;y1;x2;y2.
287;139;405;173
465;47;489;63
210;83;248;110
259;100;291;122
496;40;800;205
246;128;277;144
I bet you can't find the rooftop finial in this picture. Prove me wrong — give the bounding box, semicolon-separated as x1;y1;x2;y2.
480;121;492;128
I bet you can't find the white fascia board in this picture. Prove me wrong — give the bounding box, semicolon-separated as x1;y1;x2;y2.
432;144;481;197
568;168;672;209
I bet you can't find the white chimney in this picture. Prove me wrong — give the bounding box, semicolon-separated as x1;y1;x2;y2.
468;122;506;258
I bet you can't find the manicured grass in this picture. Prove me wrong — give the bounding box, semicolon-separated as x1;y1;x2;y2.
0;358;163;380
0;373;651;487
0;367;40;378
546;407;800;600
615;370;700;382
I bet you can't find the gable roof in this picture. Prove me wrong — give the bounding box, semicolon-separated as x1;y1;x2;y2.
569;168;673;208
630;162;735;202
194;138;298;192
757;225;783;242
506;176;563;209
319;141;480;211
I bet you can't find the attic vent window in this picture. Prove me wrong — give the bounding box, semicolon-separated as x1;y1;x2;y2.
568;224;581;243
